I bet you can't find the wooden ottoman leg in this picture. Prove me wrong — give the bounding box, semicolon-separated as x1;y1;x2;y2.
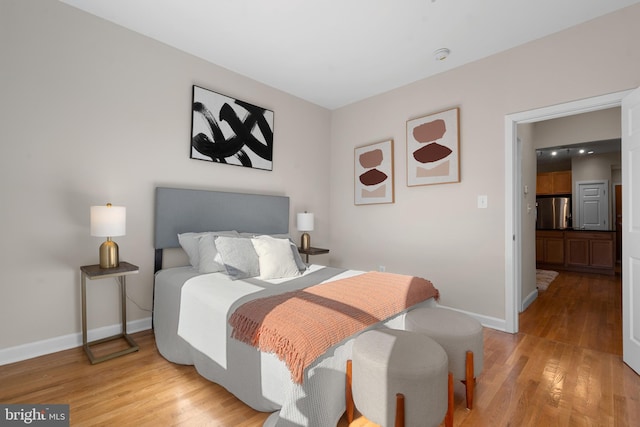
465;350;475;409
346;359;354;423
445;372;454;427
395;393;405;427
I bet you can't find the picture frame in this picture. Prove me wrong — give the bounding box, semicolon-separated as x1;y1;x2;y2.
406;107;460;186
190;85;274;171
354;139;395;205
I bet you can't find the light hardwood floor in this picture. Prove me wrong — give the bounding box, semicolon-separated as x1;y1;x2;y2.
1;271;639;426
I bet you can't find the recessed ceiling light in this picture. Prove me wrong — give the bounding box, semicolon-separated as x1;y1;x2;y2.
579;149;585;154
433;48;450;61
551;151;557;156
588;150;594;154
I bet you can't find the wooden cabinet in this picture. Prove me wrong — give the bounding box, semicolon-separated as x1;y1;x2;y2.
565;231;615;273
565;237;589;267
536;230;565;265
536;230;615;275
536;171;572;195
536;173;553;195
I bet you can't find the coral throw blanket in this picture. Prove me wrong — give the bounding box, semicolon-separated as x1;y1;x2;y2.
229;271;439;384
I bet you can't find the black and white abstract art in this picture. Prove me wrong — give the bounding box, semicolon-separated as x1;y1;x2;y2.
190;85;274;171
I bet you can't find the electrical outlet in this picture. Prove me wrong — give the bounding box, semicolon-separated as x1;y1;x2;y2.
378;265;386;272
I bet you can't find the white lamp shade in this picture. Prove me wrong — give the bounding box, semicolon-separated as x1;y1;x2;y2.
297;212;314;232
90;205;126;237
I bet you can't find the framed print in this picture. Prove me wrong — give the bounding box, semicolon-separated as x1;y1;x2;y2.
406;107;460;186
354;139;394;205
190;85;274;171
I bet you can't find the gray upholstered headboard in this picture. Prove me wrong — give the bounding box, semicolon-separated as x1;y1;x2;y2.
154;187;290;271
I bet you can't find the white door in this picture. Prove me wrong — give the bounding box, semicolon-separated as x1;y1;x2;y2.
576;181;608;230
622;87;640;375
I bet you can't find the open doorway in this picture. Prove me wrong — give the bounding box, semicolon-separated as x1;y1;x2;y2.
503;89;632;334
519;114;621;314
519;118;622;356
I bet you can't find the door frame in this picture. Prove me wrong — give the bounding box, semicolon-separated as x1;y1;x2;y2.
504;89;631;333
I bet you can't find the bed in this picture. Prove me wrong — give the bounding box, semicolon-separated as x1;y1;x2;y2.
152;187;439;427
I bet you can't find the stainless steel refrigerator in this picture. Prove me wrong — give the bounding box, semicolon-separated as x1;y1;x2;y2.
536;196;571;229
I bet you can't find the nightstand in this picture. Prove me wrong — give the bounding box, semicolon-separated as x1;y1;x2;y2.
298;246;329;263
80;262;140;364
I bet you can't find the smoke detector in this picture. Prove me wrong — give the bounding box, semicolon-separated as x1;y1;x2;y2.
433;48;450;61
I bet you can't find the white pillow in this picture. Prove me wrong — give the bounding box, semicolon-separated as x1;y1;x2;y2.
215;236;260;280
177;230;239;268
251;235;301;280
240;232;291;239
196;234;226;273
240;233;307;272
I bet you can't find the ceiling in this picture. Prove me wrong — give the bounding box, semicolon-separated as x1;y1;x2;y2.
537;139;621;168
59;0;640;109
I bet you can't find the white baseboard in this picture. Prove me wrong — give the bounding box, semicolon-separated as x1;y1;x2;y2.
0;317;152;366
521;289;539;312
436;304;508;332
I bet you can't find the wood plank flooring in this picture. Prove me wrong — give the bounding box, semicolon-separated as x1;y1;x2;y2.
1;271;638;426
520;271;623;356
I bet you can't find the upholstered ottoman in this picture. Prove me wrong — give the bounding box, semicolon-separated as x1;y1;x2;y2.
346;328;453;427
405;307;484;409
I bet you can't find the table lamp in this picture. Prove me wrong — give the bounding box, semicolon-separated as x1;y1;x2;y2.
297;212;314;251
91;203;126;268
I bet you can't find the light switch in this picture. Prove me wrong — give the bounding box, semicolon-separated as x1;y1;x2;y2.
478;195;488;209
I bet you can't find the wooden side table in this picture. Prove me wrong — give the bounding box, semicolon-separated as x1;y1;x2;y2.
80;262;140;364
297;246;329;263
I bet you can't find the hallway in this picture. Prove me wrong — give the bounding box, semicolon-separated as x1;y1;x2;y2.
520;271;622;355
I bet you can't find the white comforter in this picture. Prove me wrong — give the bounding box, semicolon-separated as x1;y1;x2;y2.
154;265;436;427
177;265;360;370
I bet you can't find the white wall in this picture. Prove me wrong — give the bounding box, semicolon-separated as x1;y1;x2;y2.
533;108;622;150
572;151;622;184
0;0;331;355
328;4;640;322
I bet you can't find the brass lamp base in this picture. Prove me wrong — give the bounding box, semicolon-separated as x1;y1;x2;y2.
99;238;119;269
301;232;311;251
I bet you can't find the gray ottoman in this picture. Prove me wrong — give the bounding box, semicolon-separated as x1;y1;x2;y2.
346;328;452;427
405;307;484;409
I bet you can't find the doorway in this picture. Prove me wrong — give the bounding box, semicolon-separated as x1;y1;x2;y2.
504;89;632;334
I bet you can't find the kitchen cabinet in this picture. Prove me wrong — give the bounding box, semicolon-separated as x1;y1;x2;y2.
536;230;615;275
536;230;565;265
565;231;615;274
536;171;572;195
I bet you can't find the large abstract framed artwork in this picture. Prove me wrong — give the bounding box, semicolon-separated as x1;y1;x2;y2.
354;139;394;205
406;107;460;186
190;85;274;171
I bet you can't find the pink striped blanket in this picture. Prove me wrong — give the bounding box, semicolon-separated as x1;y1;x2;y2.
229;271;439;384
